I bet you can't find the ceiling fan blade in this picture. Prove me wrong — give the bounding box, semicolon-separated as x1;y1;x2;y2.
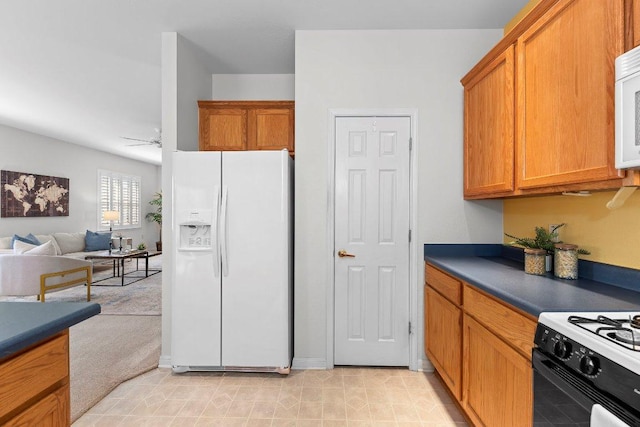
121;136;152;143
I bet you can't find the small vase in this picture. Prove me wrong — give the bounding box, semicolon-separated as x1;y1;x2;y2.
524;248;546;276
545;254;553;272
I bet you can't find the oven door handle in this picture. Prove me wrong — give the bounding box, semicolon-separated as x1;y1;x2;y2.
532;349;596;412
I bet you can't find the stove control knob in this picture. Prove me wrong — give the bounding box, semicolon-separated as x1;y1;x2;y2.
579;355;600;376
553;340;572;359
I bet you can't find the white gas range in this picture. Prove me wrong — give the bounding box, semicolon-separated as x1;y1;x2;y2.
534;311;640;427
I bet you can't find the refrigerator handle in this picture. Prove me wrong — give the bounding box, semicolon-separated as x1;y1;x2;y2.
213;185;221;278
220;185;229;277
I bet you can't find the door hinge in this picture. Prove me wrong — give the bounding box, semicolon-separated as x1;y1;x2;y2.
409;321;412;335
408;229;412;242
409;137;413;151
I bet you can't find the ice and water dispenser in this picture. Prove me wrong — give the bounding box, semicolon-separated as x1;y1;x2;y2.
177;210;214;251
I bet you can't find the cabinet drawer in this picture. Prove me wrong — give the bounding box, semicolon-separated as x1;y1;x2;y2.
425;263;462;305
0;332;69;420
463;285;536;359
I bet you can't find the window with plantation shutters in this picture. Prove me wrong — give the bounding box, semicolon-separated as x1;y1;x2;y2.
98;170;141;231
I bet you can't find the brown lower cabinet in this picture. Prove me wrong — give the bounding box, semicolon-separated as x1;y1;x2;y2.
463;315;533;427
425;263;537;427
0;331;70;426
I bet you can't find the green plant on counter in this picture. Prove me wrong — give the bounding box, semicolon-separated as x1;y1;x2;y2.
137;243;146;250
505;223;590;255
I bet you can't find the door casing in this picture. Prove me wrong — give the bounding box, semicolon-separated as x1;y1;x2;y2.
327;108;419;370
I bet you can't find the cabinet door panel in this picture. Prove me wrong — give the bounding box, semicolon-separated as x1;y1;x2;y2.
464;45;515;197
4;387;69;427
0;332;68;420
425;286;462;400
200;108;247;151
634;0;640;48
516;0;624;189
248;108;294;151
463;315;532;427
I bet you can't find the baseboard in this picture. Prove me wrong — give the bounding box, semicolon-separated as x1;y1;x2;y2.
158;354;172;369
418;357;434;372
291;356;431;371
291;357;328;370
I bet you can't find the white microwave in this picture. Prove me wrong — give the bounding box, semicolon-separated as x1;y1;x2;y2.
615;45;640;169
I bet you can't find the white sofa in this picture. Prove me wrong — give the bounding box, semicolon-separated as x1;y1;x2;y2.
0;232;99;300
0;232;102;259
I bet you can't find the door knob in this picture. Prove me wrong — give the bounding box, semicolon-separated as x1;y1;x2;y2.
337;250;355;258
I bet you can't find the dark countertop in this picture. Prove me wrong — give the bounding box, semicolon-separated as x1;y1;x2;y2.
425;248;640;318
0;301;101;359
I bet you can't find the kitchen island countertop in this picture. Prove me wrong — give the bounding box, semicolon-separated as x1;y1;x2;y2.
0;301;101;359
426;254;640;317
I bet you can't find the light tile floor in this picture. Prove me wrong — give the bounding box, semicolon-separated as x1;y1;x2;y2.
73;367;469;426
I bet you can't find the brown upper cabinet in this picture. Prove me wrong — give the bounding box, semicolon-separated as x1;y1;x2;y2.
198;101;295;155
463;45;515;197
461;0;628;199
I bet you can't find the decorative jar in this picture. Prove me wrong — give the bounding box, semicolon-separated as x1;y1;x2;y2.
554;243;578;279
524;248;547;276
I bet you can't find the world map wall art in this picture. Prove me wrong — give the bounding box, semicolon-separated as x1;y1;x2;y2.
1;170;70;217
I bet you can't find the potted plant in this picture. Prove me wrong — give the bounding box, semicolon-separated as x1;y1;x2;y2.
145;192;162;251
505;224;590;276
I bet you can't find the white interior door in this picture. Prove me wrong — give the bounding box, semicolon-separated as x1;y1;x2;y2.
334;116;411;366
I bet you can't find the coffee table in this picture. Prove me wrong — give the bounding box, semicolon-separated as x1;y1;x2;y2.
85;250;150;286
133;250;162;276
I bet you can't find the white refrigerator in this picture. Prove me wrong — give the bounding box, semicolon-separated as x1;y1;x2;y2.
171;150;292;373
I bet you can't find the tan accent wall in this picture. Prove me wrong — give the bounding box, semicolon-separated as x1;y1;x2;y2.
505;0;542;35
503;190;640;269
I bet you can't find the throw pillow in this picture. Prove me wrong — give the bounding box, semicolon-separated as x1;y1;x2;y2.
85;230;112;251
35;235;63;255
11;233;41;248
27;240;56;256
53;232;86;254
13;240;36;254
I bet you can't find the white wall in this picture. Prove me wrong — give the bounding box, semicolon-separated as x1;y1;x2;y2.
178;37;213;152
160;32;212;367
0;124;160;247
212;74;294;100
294;30;504;368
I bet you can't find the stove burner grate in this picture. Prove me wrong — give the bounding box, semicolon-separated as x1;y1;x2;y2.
607;330;640;345
568;315;640;352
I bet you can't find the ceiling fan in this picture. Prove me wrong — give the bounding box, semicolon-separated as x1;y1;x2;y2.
121;129;162;147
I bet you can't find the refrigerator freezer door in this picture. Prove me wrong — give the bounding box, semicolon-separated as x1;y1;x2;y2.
172;151;223;367
220;150;292;368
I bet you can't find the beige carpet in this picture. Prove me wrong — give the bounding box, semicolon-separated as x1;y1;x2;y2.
69;314;161;422
69;256;162;421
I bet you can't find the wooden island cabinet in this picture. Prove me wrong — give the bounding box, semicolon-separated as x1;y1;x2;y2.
0;331;70;426
461;0;631;199
424;263;537;427
198;101;294;155
0;302;99;426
